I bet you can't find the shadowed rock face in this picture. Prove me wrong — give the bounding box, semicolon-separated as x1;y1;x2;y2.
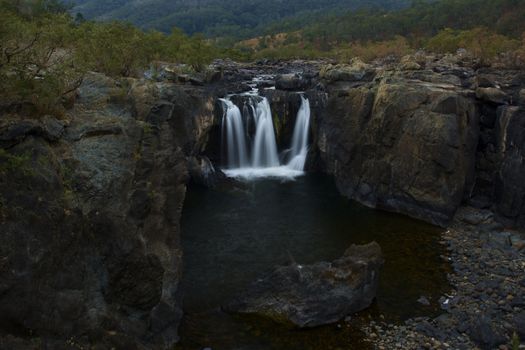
317;73;479;226
313;57;525;228
0;72;217;349
494;106;525;227
224;242;384;328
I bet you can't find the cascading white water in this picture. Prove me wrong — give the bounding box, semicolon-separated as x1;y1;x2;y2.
220;94;311;179
220;99;249;168
286;95;311;171
252;98;280;168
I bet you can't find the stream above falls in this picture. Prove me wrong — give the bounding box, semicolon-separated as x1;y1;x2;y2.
177;174;451;350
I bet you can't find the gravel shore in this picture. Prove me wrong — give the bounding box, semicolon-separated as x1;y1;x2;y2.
363;206;525;350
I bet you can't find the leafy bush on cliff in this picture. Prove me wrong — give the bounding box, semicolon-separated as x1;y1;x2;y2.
426;27;521;64
0;0;83;114
332;36;412;62
0;0;231;114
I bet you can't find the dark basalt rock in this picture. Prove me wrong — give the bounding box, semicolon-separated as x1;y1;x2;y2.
494;105;525;227
476;87;509;105
275;73;312;91
0;115;65;147
317;72;479;226
0;72;218;349
466;316;507;350
224;242;383;328
188;155;226;187
319;60;376;83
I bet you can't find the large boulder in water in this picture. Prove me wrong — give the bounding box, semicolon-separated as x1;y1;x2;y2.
224;242;384;328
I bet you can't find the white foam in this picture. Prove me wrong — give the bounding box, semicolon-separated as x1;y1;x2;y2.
223;166;305;180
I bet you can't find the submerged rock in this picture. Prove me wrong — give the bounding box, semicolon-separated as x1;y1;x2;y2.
224;242;383;328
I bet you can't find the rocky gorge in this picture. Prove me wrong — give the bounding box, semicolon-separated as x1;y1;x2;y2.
1;52;525;349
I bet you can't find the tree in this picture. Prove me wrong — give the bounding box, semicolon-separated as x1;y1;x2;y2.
0;2;83;114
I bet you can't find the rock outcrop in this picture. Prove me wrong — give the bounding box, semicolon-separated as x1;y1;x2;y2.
315;55;525;227
317;65;479;226
224;242;383;328
494;105;525;227
0;72;217;348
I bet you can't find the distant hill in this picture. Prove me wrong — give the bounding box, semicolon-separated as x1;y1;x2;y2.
70;0;412;38
299;0;525;42
240;0;525;63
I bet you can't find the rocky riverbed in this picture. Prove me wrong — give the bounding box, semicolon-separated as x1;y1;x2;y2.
361;206;525;350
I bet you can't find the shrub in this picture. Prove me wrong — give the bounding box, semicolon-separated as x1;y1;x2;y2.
331;36;412;62
0;3;83;114
0;0;226;114
426;27;520;65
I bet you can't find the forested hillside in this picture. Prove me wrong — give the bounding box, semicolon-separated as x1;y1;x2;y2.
243;0;525;64
70;0;412;38
301;0;525;42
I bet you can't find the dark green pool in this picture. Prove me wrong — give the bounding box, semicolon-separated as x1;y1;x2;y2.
177;174;450;350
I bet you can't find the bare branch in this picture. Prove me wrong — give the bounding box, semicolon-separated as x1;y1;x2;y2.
4;31;41;63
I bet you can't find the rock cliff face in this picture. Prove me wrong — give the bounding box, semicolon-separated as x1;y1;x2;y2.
314;56;525;227
493;104;525;227
1;57;524;347
0;72;216;349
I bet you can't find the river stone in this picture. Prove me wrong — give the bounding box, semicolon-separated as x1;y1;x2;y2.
224;242;383;328
476;87;508;105
319;59;375;83
467;316;507;350
275;73;310;91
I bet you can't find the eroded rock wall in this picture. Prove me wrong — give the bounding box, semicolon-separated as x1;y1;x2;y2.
314;57;525;227
0;72;216;349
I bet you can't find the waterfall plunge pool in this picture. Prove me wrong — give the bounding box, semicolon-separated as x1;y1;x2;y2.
177;174;451;350
223;166;304;180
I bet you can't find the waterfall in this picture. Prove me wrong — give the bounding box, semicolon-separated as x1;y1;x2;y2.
220;94;311;179
252;97;280;168
220;99;249;168
286;95;311;171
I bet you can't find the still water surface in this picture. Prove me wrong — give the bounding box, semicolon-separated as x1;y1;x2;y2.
177;174;450;350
